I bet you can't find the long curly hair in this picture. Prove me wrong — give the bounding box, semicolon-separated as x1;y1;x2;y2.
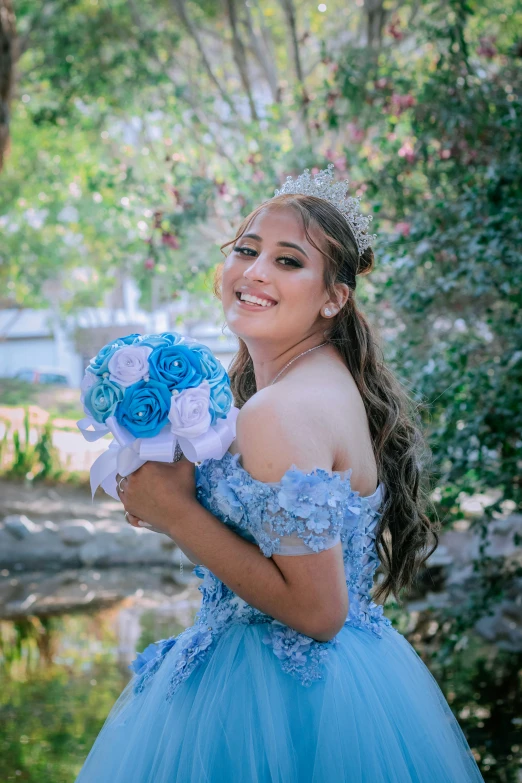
213;193;440;605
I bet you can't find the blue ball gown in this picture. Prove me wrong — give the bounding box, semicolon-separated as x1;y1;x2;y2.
75;450;485;782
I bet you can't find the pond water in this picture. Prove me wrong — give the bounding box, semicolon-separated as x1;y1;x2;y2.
1;565;519;783
0;568;202;783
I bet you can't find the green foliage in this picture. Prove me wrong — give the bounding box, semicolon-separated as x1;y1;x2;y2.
0;614;128;782
320;0;522;520
421;622;521;780
34;421;63;481
1;408;63;481
315;6;522;776
1;1;521;778
10;409;33;477
0;379;38;406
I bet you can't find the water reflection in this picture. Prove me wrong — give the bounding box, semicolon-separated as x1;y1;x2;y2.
0;567;201;781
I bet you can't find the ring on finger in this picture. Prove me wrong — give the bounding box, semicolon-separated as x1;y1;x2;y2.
118;476;127;493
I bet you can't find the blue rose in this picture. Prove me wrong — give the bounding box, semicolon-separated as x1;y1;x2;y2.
118;333;142;345
148;344;203;390
188;344;232;423
83;377;124;423
115;379;171;437
189;343;228;386
208;377;233;423
138;332;186;349
87;341;124;376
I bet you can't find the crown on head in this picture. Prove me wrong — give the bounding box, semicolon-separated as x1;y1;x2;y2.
273;163;377;257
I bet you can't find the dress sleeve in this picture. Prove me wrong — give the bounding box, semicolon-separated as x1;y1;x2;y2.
222;455;358;557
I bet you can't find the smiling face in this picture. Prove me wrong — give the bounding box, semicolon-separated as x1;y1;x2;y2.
222;206;342;346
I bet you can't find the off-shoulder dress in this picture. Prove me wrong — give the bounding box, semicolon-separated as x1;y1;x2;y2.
75;450;485;782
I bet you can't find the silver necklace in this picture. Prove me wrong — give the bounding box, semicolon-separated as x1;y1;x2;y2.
270;342;329;386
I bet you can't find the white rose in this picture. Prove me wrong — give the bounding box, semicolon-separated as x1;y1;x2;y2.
107;345;152;388
80;369;97;413
168;381;212;438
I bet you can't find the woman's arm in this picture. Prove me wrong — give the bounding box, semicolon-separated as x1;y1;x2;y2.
169;389;347;641
166;495;343;642
118;390;348;642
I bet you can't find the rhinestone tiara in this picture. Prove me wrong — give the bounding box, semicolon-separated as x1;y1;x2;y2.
273;163;377;256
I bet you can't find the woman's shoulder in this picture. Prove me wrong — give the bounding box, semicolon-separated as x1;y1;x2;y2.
235;361;377;495
233;383;338;484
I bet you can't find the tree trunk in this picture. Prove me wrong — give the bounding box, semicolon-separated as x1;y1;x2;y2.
364;0;387;48
0;0;16;172
279;0;311;145
170;0;239;119
225;0;258;121
243;1;280;103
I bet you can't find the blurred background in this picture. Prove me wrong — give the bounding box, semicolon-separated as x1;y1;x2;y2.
0;0;521;780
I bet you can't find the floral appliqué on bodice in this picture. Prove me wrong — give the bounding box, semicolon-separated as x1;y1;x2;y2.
129;451;393;701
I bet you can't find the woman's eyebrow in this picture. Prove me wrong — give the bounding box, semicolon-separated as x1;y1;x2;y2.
241;233;309;259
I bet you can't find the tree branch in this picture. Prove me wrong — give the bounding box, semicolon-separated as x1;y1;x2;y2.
364;0;388;49
0;0;16;171
225;0;258;121
279;0;311;144
242;0;280;103
170;0;239;119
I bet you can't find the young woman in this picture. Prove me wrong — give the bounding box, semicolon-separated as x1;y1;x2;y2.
75;167;485;782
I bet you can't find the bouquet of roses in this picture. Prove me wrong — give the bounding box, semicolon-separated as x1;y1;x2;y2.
77;332;239;500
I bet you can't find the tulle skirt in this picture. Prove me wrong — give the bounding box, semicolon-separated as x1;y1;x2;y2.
74;621;484;782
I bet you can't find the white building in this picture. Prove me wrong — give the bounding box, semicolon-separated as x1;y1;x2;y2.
0;308;81;383
0;284;239;386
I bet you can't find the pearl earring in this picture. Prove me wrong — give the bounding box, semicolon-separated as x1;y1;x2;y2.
323;307;337;317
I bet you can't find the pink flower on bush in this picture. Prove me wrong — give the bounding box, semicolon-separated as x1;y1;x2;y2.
391;94;415;114
326;91;339;108
387;20;403;41
325;149;347;172
477;36;497;58
395;222;411;238
161;232;180;249
398;141;416;163
347;122;365;143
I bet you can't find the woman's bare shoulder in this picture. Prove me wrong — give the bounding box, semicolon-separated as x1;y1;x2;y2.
232;385;336;482
235;361;377;493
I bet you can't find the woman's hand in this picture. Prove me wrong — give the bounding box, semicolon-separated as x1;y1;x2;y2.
116;457;197;536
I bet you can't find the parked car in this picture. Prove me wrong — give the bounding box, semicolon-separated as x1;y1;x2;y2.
14;367;72;386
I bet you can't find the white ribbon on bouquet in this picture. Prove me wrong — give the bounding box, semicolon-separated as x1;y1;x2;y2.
77;406;239;500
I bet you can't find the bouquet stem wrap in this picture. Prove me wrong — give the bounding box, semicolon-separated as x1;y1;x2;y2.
77;406;239;500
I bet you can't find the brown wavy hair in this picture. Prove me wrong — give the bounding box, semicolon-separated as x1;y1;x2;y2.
213;193;440;605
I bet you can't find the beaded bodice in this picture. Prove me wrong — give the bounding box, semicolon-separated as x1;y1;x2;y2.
195;451;391;634
129;450;393;701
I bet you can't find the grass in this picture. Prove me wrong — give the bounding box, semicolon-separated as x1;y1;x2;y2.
0;379;85;423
